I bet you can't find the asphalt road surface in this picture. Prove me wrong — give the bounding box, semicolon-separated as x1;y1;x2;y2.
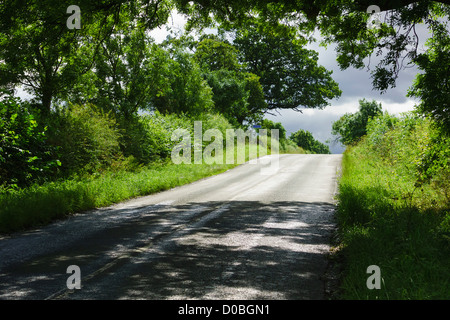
0;154;342;300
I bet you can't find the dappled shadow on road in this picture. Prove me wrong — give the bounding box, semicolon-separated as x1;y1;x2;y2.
99;200;336;300
0;200;336;300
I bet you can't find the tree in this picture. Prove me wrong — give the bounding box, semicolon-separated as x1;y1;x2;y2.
0;1;89;113
194;36;267;126
244;73;267;123
259;119;287;141
332;99;383;145
315;1;450;93
194;37;242;72
48;103;122;175
152;45;215;117
233;20;342;113
0;93;59;188
289;129;331;154
75;29;171;119
176;0;450;128
407;17;450;133
0;0;172;113
202;69;250;127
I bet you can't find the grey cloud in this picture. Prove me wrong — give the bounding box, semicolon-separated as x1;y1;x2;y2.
266;108;346;154
308;40;419;106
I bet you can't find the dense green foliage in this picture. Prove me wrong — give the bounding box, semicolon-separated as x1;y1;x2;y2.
152;47;215;117
177;1;450;125
233;20;342;112
47;104;122;176
257;119;306;154
0;0;173;113
2;1;448;130
0;93;59;189
289;129;331;154
194;36;267;126
0;107;241;233
332;99;383;145
335;112;450;299
76;30;171;119
407;16;450;133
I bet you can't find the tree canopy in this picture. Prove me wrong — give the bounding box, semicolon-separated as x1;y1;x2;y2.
1;0;449;132
233;19;342;112
0;0;173;113
194;36;267;126
176;0;450;132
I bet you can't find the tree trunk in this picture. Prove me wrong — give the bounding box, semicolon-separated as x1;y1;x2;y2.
40;66;54;114
41;86;53;114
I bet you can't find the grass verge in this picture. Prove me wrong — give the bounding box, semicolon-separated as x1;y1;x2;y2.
0;142;289;235
0;162;237;234
334;123;450;299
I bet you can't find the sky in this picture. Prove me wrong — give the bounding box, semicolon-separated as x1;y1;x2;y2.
16;10;429;154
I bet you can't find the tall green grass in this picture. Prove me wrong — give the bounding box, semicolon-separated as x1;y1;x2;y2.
0;163;231;233
335;113;450;299
0;140;279;234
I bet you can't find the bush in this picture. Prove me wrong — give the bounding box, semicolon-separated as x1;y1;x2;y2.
0;94;58;189
282;139;306;154
120;111;235;165
365;112;398;148
289;129;331;154
332;99;383;145
120;111;192;164
197;112;234;148
47;104;122;176
366;112;450;195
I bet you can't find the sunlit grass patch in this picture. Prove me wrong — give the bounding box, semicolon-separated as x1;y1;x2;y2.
334;114;450;299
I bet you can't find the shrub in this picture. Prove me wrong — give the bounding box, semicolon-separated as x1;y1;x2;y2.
335;117;450;299
120;111;235;165
47;104;122;176
119;111;192;164
366;112;450;196
332;99;383;145
365;112;399;148
289;129;331;154
0;94;58;189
